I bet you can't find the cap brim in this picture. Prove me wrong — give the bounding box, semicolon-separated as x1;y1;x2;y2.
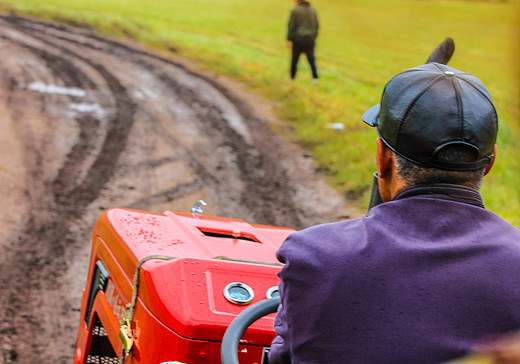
362;104;380;127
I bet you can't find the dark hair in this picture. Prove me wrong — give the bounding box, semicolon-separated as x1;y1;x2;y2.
394;144;487;189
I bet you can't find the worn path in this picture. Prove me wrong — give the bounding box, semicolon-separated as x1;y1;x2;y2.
0;15;356;363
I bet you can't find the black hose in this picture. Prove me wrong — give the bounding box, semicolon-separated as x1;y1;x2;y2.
221;297;281;364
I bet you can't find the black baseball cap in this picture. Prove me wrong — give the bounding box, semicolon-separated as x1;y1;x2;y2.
362;62;498;171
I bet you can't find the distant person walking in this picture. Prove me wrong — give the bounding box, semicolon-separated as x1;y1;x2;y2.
287;0;319;83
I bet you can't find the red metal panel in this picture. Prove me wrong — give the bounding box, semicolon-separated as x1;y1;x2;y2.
106;208;293;265
75;208;294;363
129;297;270;363
138;257;281;342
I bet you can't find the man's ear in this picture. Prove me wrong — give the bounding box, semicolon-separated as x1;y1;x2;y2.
376;138;393;179
484;144;497;176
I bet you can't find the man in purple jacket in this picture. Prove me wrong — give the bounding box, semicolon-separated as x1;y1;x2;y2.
269;62;520;363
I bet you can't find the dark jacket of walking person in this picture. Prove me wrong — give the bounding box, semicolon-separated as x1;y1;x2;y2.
287;0;319;82
269;62;520;363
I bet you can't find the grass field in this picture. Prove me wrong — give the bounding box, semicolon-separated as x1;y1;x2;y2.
1;0;519;226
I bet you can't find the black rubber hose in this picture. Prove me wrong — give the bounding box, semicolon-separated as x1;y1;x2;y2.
221;297;281;364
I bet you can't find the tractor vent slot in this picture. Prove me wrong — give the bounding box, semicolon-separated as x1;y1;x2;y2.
84;261;109;328
199;228;260;243
86;317;119;364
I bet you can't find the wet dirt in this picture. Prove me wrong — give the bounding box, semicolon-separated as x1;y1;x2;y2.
0;14;359;363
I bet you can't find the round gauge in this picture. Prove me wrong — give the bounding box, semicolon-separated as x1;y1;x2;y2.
266;286;279;299
224;282;254;305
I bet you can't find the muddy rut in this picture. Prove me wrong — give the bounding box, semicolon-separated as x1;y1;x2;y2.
0;15;355;363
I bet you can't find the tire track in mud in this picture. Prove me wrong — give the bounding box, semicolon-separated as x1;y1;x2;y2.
23;44;137;213
26;15;304;226
0;16;138;363
7;15;312;226
137;60;301;226
0;14;352;363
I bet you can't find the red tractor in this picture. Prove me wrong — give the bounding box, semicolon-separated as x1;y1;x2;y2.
73;38;461;364
73;206;293;364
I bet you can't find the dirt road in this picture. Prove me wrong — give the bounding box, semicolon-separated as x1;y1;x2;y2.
0;14;356;363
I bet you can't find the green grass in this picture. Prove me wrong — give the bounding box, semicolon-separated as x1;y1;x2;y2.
1;0;519;226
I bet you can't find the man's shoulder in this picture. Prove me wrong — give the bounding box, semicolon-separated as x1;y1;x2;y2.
294;218;365;238
277;218;367;265
280;218;366;251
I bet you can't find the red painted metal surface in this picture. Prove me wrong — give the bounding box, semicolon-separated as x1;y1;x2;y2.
74;208;293;363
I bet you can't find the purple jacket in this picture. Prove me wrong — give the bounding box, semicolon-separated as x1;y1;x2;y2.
269;184;520;364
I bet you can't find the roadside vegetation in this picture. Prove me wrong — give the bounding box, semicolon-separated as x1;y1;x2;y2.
1;0;518;226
